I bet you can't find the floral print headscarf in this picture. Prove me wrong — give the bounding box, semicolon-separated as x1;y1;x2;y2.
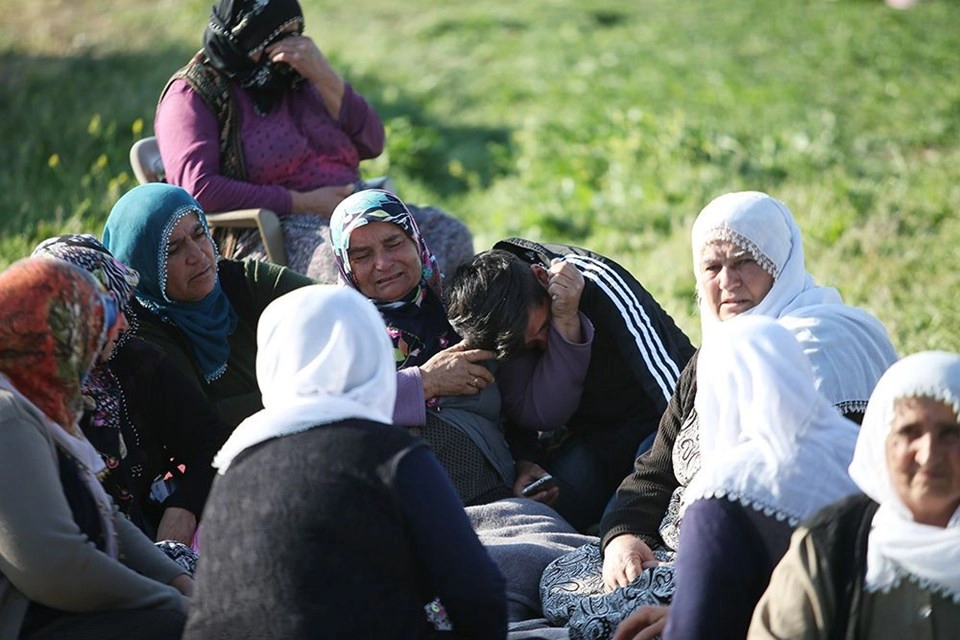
33;233;141;355
330;189;452;369
0;257;111;433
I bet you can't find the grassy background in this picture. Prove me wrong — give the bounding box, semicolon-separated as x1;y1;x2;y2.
2;0;959;352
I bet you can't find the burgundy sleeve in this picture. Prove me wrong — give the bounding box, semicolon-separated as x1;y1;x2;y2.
154;80;293;214
337;83;385;160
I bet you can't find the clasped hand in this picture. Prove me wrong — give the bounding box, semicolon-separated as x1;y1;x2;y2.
545;258;584;342
419;343;495;400
602;534;661;591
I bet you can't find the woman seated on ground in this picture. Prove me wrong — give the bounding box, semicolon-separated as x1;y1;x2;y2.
184;285;507;639
0;257;191;640
749;350;960;639
614;317;862;640
155;0;473;281
539;191;899;639
102;183;314;429
330;189;556;506
33;234;232;549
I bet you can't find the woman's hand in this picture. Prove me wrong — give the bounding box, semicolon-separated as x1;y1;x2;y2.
268;35;345;116
602;534;659;591
156;507;198;546
290;184;355;216
169;573;195;597
512;460;560;506
612;605;670;640
419;343;495;400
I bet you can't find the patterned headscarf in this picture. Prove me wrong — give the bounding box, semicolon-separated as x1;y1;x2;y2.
330;189;452;369
0;257;112;432
0;257;121;558
203;0;305;114
33;234;141;354
685;316;860;524
849;352;960;601
32;234;148;515
103;183;239;383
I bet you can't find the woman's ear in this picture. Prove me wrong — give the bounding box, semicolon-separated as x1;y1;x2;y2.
530;263;549;288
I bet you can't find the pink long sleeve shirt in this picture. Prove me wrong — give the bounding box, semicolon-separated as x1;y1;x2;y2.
155;78;385;215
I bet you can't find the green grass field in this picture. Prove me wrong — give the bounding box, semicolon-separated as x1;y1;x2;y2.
2;0;959;352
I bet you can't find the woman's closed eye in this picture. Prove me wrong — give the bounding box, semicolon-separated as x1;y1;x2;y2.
939;424;960;442
350;250;372;264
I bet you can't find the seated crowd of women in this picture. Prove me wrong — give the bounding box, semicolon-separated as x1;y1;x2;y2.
0;180;957;640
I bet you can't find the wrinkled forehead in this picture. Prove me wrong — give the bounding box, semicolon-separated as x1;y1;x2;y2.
892;395;960;421
698;231;779;279
692;191;794;276
866;351;960;435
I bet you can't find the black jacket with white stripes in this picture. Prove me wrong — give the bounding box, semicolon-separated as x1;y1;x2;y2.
494;239;696;475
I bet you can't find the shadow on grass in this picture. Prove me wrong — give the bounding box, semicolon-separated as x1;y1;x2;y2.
0;46;514;238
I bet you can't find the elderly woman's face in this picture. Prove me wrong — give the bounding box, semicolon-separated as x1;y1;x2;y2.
699;240;775;320
347;221;421;302
886;396;960;527
165;213;217;302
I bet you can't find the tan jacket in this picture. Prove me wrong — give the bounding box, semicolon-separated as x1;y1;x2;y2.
749;523;960;640
0;390;187;638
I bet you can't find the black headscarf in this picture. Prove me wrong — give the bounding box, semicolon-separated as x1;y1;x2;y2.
203;0;305;114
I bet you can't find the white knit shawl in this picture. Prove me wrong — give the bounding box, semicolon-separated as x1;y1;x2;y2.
684;316;861;525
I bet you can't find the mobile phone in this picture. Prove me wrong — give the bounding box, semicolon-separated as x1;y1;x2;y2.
521;474;555;496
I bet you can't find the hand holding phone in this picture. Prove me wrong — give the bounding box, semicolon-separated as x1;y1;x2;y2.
521;474;555;497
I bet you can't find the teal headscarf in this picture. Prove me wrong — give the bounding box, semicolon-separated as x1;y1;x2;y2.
102;184;238;382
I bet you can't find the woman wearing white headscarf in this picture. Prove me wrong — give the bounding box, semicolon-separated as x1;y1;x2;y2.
691;190;897;421
626;317;860;639
183;286;507;639
546;192;898;640
749;351;960;639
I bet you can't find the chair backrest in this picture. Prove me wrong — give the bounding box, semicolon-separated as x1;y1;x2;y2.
130;136;166;184
126;136;289;266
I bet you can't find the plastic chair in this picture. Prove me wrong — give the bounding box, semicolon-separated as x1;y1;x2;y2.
129;136;287;265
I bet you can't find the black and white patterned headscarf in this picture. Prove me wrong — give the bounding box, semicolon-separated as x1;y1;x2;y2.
203;0;305;113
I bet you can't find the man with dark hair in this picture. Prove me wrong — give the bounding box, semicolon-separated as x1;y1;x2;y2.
447;238;695;531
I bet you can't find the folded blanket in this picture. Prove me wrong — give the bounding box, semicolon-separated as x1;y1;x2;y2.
467;498;597;624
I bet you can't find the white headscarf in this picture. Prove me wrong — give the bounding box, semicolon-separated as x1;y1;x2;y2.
684;316;860;524
214;285;397;473
691;191;898;415
848;352;960;601
779;305;899;416
691;191;842;339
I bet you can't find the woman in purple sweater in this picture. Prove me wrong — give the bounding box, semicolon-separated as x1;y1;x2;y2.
155;0;473;282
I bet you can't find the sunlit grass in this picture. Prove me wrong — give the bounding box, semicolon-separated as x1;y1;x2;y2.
2;0;959;353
